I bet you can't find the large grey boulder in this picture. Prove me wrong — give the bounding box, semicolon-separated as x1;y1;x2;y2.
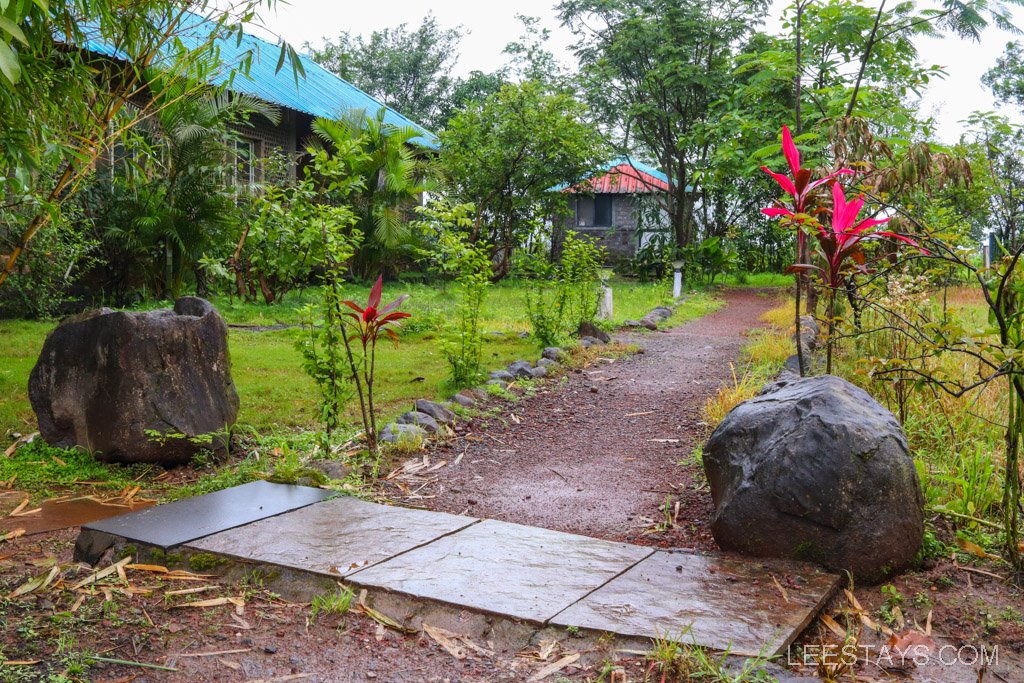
638;314;660;330
703;375;924;583
28;297;239;466
451;393;476;408
794;315;821;354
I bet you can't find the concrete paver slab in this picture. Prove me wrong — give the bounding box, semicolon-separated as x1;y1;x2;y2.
189;497;478;576
551;549;841;656
83;481;332;548
346;518;653;624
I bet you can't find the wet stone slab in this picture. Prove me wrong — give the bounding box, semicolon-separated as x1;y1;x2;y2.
551;549;841;656
346;518;654;624
82;481;332;548
189;497;478;576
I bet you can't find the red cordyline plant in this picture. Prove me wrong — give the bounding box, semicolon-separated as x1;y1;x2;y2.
761;124;853;375
761;125;926;373
341;275;410;456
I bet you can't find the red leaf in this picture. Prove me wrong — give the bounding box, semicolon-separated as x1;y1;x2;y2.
379;293;410;315
340;300;364;315
761;166;797;197
781;124;801;176
368;275;383;310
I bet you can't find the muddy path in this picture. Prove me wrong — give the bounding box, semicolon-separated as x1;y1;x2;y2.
407;288;780;547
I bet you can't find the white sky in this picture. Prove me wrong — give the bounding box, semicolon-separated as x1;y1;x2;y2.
259;0;1023;143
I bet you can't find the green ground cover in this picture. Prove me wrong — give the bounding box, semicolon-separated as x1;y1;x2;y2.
0;279;723;444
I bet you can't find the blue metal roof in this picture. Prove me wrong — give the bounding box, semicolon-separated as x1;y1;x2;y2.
606;157;670;185
82;13;438;149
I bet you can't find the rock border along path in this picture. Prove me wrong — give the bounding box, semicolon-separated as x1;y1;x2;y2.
80;488;840;658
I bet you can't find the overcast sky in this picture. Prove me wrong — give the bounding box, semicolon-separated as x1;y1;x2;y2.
258;0;1023;143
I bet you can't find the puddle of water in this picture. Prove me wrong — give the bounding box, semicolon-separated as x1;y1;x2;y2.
1;496;153;536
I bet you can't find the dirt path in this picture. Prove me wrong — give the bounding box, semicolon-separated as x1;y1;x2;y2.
411;288;779;547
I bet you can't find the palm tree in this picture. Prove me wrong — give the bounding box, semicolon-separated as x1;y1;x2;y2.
311;108;431;279
100;79;279;299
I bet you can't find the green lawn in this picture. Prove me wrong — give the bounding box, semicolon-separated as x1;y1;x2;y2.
1;279;722;443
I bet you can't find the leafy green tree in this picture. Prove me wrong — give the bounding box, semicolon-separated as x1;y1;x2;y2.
559;0;769;248
90;82;279;300
961;113;1024;251
439;81;607;277
309;15;464;132
311;109;431;280
984;40;1024;107
0;0;303;290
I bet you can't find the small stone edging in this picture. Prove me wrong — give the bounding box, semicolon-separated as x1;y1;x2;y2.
380;301;682;447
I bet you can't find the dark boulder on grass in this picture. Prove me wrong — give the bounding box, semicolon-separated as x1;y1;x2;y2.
28;297;238;466
703;375;924;583
638;315;660;330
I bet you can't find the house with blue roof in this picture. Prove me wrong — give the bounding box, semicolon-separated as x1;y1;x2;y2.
83;12;437;182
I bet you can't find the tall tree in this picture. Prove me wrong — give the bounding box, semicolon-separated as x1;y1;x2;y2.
309;15;464;132
0;0;301;290
558;0;770;249
438;81;607;278
984;40;1024;107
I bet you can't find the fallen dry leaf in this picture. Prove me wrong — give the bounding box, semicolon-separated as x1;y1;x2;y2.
8;565;61;598
0;528;25;544
72;556;132;590
820;613;847;640
955;537;1001;561
424;626;467;660
527;652;580;682
355;601;416;634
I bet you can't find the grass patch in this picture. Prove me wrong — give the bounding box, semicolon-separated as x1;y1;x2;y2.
0;440;156;498
1;281;720;443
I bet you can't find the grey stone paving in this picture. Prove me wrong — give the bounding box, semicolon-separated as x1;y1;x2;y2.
190;496;478;576
82;484;840;654
345;518;653;623
550;548;839;656
82;481;332;548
